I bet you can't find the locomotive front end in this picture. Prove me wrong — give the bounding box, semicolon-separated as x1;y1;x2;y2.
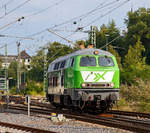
75;52;119;111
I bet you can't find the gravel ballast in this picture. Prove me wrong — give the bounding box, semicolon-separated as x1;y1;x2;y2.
0;111;133;133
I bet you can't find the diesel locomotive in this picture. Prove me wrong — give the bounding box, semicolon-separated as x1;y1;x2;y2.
46;48;119;111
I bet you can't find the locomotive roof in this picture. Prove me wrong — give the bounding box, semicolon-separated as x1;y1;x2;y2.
50;48;113;64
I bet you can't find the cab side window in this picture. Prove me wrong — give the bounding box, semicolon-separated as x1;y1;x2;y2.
70;57;74;67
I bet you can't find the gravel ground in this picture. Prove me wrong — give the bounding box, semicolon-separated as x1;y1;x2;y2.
0;109;133;133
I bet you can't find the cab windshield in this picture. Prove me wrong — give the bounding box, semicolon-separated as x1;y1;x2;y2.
98;57;114;67
80;56;96;66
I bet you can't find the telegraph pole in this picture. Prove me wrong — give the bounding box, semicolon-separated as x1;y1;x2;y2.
43;49;47;93
5;44;8;91
17;42;21;93
90;26;96;48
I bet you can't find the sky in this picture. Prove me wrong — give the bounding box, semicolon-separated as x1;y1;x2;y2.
0;0;150;56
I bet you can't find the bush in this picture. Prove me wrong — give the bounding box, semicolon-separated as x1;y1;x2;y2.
25;81;44;96
120;66;150;85
9;86;17;95
120;79;150;112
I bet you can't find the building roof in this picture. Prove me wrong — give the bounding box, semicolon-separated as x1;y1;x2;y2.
0;50;30;63
20;50;31;59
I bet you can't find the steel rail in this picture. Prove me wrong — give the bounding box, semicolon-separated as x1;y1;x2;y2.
107;110;150;119
7;104;150;133
0;121;56;133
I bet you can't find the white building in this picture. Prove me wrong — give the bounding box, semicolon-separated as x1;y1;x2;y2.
0;50;31;70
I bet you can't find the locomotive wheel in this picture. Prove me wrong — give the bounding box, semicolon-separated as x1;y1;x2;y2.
78;99;85;110
100;100;108;112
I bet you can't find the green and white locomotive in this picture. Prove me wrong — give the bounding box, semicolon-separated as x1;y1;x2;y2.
46;48;119;111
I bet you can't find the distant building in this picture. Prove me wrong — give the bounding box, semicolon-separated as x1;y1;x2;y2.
0;50;31;70
20;50;31;70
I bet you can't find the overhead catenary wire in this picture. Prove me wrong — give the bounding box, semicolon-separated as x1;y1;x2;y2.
6;0;120;39
25;0;65;18
75;0;120;22
0;0;15;11
47;29;76;46
16;0;124;38
0;0;130;55
100;35;121;49
0;0;65;34
0;16;24;30
0;34;34;40
0;0;32;19
84;0;130;28
49;0;120;29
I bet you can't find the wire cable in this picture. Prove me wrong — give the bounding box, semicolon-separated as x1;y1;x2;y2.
0;16;24;30
26;0;65;18
0;0;32;19
49;0;120;29
0;34;34;40
100;35;121;49
84;0;130;28
47;29;76;46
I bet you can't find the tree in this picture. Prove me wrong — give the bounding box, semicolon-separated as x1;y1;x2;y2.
47;42;73;64
96;20;122;50
121;38;150;84
124;38;146;71
125;8;150;63
8;61;17;87
108;45;122;70
74;40;85;50
27;50;44;82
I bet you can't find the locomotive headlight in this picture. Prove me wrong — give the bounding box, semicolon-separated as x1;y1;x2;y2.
110;83;114;87
82;83;86;88
93;50;99;55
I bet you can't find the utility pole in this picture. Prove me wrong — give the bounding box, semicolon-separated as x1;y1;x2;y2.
105;34;109;51
17;42;21;93
5;44;8;91
90;26;96;48
43;49;47;93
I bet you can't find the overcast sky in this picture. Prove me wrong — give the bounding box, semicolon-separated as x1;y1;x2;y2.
0;0;150;56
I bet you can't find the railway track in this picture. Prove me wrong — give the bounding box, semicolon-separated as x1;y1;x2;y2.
107;110;150;119
2;95;150;132
7;104;150;133
0;121;56;133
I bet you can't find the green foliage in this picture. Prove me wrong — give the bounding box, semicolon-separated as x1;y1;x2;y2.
9;86;17;95
8;61;17;79
27;50;44;82
0;57;2;70
120;79;150;112
121;39;150;84
74;40;85;50
108;45;122;70
25;81;44;96
124;38;146;71
47;42;73;64
96;20;122;49
8;61;17;87
125;8;150;63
